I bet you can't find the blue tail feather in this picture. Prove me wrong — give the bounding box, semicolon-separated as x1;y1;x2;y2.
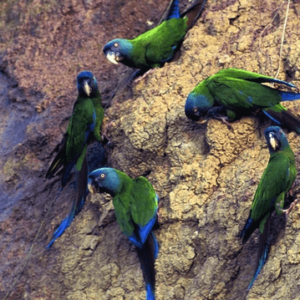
262;110;282;125
167;0;180;19
136;228;158;300
267;78;296;88
248;240;270;290
128;235;143;248
146;283;155;300
240;218;253;238
279;91;300;102
46;211;76;249
46;195;85;249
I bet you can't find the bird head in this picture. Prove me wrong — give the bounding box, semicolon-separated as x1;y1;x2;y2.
264;126;289;153
88;168;122;197
103;39;133;65
185;83;215;122
77;71;98;97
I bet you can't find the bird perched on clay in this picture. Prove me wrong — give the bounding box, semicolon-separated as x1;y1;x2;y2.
185;68;300;133
45;71;104;249
103;0;207;70
88;168;159;300
239;126;296;289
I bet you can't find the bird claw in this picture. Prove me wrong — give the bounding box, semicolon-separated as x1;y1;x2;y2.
101;121;114;144
276;199;300;217
289;182;296;197
215;116;233;130
157;201;163;224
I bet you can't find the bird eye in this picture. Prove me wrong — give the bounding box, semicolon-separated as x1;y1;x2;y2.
100;173;105;179
193;107;198;113
114;42;119;48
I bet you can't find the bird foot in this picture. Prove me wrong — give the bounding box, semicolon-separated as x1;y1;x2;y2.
101;121;114;143
134;68;158;83
276;199;300;216
289;182;296;197
215;116;233;130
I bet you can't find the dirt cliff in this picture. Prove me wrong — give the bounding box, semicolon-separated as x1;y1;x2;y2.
1;0;300;299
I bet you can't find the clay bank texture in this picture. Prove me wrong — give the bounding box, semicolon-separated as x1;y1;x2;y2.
1;0;300;300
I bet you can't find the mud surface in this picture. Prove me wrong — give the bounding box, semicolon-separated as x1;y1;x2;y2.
1;0;300;299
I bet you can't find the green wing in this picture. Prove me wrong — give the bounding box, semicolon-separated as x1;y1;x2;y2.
113;193;134;236
213;68;293;86
66;98;95;170
131;177;158;227
131;18;187;67
250;153;291;222
206;75;282;109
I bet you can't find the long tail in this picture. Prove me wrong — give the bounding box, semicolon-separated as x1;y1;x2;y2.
279;90;300;102
166;0;180;20
136;232;159;300
248;214;271;290
263;108;300;134
46;135;67;179
181;0;207;31
239;211;261;244
46;135;76;188
46;155;88;249
106;69;143;105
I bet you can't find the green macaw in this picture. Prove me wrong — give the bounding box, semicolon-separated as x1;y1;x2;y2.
46;71;104;249
185;68;300;133
103;0;207;70
240;126;296;289
88;168;159;300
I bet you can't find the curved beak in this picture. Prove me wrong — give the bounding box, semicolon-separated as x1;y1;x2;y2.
83;80;91;97
106;51;118;65
88;169;104;194
268;132;278;150
87;178;96;194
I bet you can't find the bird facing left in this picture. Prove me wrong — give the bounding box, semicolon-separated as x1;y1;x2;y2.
88;167;159;300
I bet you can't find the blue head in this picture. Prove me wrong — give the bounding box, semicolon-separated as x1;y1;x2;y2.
185;82;215;121
77;71;99;98
88;168;122;197
264;126;289;154
103;39;133;66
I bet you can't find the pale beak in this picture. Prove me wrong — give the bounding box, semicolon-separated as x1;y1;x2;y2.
88;181;95;194
269;133;277;150
83;80;91;97
106;52;118;65
197;119;208;124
